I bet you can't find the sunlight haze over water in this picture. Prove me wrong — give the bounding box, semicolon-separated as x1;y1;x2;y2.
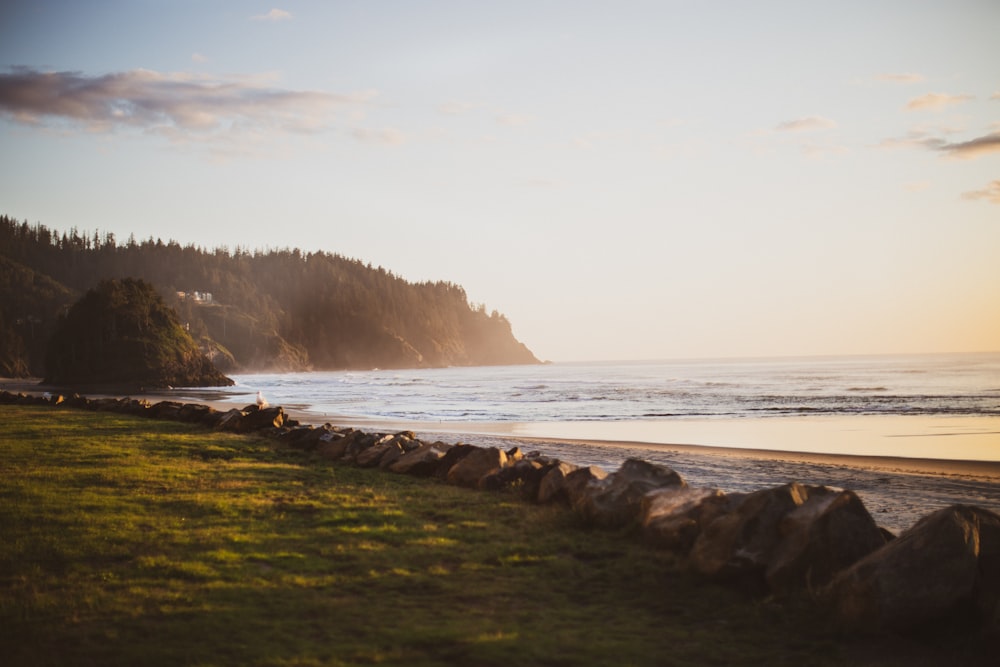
1;1;998;362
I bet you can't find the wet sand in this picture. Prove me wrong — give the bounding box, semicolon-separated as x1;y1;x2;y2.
5;378;999;534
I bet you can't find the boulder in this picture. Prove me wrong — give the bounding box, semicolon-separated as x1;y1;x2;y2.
689;483;834;588
356;437;401;467
565;466;610;510
342;431;380;463
480;458;560;500
389;442;453;476
765;489;888;595
433;444;480;480
149;400;185;419
446;446;508;488
316;430;352;461
377;442;406;470
822;504;1000;634
235;406;285;432
537;461;580;504
177;403;214;423
214;408;246;432
575;458;686;528
641;486;730;553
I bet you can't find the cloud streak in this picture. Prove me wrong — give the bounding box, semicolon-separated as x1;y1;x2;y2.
962;180;1000;205
935;132;1000;159
774;116;837;132
879;127;1000;160
906;92;974;111
251;9;292;22
0;67;376;139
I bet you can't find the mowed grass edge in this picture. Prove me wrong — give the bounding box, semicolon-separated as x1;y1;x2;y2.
0;404;981;666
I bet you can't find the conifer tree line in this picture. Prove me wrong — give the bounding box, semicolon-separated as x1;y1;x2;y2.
0;215;538;377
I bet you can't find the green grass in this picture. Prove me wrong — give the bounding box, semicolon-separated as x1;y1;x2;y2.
0;405;987;666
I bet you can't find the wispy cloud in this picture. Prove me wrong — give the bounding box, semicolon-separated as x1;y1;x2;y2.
880;127;1000;160
905;92;974;111
774;116;837;132
992;92;1000;101
191;53;208;63
251;8;291;22
0;67;376;139
876;72;924;84
935;132;1000;159
962;180;1000;205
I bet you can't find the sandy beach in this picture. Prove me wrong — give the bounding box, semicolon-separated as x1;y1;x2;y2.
4;378;999;535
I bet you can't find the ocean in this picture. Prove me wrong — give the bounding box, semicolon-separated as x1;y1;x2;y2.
168;352;1000;533
183;352;1000;463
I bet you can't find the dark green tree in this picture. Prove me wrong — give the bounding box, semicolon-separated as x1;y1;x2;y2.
44;278;233;389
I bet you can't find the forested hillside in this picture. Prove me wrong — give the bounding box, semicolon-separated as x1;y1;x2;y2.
0;215;539;377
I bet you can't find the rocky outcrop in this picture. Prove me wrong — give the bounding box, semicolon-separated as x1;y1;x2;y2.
6;388;999;637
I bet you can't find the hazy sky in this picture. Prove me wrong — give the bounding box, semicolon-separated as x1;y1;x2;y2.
1;1;998;362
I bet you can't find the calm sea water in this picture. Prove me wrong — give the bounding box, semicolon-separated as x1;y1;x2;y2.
179;352;1000;462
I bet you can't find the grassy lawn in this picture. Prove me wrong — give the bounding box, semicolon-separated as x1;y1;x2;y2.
0;405;985;666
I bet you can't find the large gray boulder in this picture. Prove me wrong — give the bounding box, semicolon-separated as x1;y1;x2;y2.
389;441;453;476
537;461;580;504
641;486;730;553
433;444;479;479
446;446;509;488
689;483;833;588
565;466;610;510
765;489;888;595
823;505;1000;634
480;456;561;500
233;406;285;433
575;458;686;528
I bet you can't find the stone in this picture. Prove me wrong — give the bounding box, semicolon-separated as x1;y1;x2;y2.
641;486;730;553
235;406;285;432
564;466;610;511
377;443;406;469
433;444;479;479
150;400;185;420
575;458;686;528
341;431;380;463
389;442;453;476
316;430;352;461
765;489;888;596
822;504;1000;634
537;461;580;504
446;446;508;488
689;483;833;587
480;458;558;500
177;403;214;423
214;408;246;432
356;440;400;467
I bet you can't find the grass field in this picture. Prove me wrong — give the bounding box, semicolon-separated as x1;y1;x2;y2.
0;405;988;666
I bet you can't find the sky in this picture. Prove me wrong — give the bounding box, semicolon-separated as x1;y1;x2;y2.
1;1;998;363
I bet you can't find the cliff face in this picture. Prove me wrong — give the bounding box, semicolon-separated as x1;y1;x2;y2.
1;216;540;374
44;278;233;389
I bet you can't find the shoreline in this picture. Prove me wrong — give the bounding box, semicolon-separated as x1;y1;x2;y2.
4;377;999;480
4;379;1000;534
